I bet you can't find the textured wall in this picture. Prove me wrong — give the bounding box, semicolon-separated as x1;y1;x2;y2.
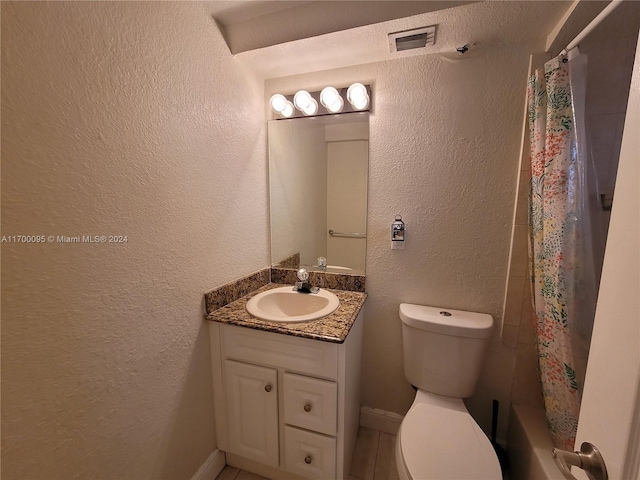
266;39;541;441
1;2;267;479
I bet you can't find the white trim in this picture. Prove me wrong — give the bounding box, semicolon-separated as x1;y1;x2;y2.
191;449;226;480
545;0;580;52
360;406;404;436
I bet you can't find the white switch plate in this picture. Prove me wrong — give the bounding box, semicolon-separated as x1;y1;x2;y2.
391;241;405;250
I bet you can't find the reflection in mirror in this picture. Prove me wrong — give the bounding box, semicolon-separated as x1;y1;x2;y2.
269;112;369;274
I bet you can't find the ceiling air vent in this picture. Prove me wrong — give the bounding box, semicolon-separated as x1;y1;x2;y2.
388;25;437;53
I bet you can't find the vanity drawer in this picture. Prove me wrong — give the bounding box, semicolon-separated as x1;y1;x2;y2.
283;425;336;479
283;372;337;436
222;324;338;379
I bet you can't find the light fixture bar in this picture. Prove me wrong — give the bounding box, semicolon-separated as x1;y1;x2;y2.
270;84;371;120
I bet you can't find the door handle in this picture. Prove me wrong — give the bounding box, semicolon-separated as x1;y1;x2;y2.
552;442;608;480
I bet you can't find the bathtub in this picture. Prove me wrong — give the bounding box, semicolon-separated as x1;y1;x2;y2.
507;405;565;480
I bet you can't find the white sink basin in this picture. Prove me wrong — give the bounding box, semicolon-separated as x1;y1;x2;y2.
246;287;340;323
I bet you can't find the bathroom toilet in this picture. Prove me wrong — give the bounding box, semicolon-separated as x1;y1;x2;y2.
395;303;502;479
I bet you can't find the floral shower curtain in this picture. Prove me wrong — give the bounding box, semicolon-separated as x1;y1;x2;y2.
526;53;600;451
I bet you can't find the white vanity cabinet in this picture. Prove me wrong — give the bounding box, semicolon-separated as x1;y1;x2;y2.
209;310;363;480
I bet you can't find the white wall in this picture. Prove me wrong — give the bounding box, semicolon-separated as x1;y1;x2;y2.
1;3;267;479
266;39;541;441
269;119;327;266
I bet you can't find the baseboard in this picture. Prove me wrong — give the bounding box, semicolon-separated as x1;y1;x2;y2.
360;406;404;435
192;449;226;480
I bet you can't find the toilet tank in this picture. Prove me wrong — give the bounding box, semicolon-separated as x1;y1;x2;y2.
399;303;493;398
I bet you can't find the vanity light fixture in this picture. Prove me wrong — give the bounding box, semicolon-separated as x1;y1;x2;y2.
270;83;371;119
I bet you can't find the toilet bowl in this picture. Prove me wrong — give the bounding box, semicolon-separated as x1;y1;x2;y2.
395;303;501;479
395;390;501;479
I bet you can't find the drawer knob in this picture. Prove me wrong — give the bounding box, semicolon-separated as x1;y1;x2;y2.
304;404;312;412
264;384;272;393
305;455;312;465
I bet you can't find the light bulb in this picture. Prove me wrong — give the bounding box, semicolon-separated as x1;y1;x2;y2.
327;98;344;113
302;98;318;116
293;90;312;111
347;83;369;110
320;87;344;113
326;96;344;113
352;95;369;110
320;87;339;107
270;94;287;113
281;101;294;118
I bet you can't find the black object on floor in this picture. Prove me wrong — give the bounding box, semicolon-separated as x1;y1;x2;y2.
491;399;508;475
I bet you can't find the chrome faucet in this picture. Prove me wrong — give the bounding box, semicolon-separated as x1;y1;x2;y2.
317;256;327;271
293;268;319;294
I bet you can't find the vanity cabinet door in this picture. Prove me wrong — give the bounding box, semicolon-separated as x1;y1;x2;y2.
225;360;279;467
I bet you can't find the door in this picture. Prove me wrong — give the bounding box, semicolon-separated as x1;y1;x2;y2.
571;33;640;479
225;359;279;467
326;140;368;271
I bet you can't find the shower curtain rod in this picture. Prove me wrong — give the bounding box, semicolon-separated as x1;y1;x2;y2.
561;0;623;55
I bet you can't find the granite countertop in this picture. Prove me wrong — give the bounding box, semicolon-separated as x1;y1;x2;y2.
206;283;367;344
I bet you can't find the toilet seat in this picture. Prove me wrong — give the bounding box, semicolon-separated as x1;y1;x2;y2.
396;391;502;479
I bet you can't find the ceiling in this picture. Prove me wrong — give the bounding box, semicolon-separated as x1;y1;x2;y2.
205;1;575;79
546;1;609;54
210;1;477;53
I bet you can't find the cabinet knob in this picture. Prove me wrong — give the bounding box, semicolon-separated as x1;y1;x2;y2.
305;455;312;465
304;404;312;412
264;384;272;393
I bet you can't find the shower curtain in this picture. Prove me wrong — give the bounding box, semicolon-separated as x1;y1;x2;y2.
526;52;601;451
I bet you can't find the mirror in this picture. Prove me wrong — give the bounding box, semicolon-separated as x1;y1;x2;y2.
268;112;369;274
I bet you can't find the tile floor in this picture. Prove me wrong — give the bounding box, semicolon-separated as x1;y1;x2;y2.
215;427;399;480
349;427;399;480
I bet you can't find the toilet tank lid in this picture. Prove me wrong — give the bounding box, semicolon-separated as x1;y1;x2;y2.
399;303;493;339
